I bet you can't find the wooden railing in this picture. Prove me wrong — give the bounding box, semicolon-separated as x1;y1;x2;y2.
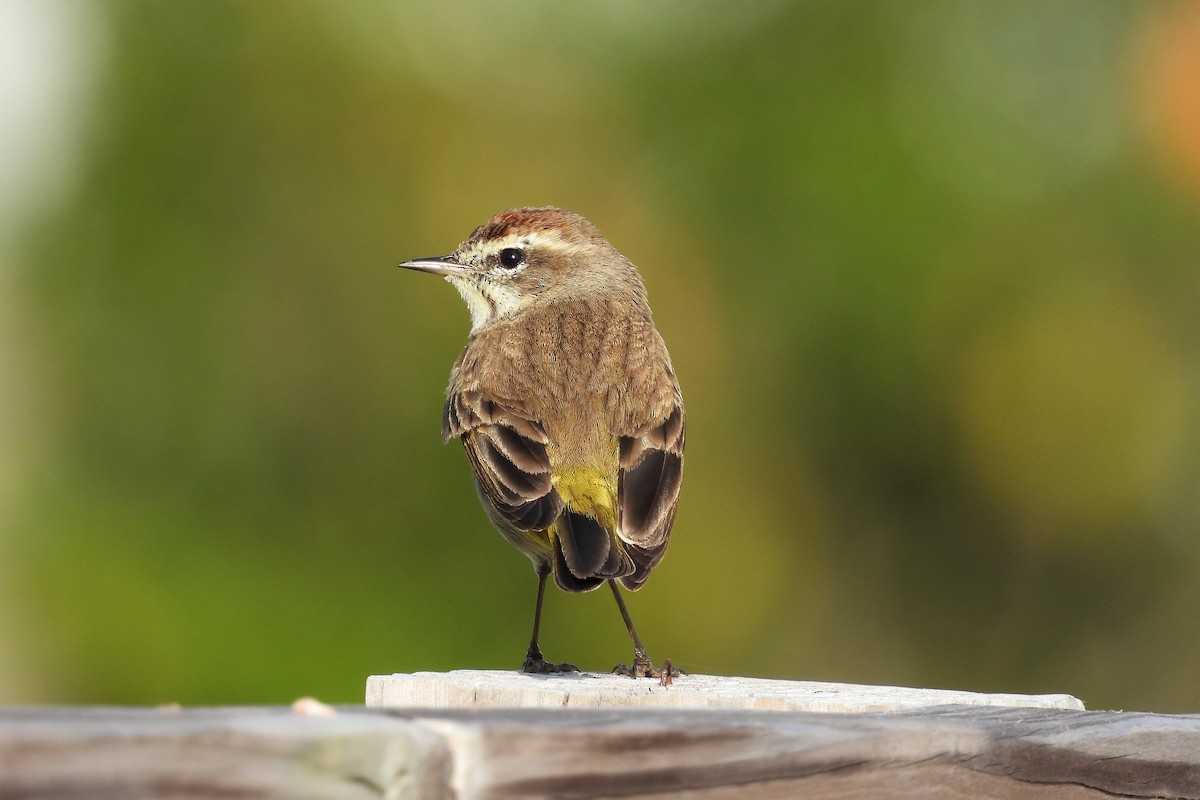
2;671;1198;798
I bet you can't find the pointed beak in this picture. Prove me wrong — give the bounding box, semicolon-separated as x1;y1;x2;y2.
398;255;471;277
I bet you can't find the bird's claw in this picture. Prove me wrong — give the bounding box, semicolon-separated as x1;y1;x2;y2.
522;655;579;674
612;655;685;679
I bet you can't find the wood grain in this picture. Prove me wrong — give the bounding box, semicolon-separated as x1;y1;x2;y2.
3;703;1198;799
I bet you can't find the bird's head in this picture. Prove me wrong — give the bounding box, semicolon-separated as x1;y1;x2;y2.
400;207;645;333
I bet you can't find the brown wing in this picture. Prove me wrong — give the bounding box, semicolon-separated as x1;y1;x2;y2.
445;390;563;532
617;402;685;589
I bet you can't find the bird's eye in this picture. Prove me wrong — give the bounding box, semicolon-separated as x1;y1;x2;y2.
498;247;524;268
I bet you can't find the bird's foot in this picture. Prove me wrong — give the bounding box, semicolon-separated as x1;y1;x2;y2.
522;651;579;674
612;654;685;680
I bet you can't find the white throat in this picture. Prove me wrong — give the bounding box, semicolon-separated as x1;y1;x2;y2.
447;276;526;333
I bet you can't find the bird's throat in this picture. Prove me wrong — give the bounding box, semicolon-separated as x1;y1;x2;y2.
448;276;526;333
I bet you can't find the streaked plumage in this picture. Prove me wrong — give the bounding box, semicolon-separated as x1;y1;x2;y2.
401;207;684;677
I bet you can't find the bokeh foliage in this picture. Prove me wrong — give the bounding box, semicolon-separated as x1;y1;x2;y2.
1;0;1198;710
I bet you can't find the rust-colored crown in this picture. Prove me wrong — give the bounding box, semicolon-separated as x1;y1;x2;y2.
464;206;605;249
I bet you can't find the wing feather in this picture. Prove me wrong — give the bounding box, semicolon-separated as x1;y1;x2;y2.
450;391;563;532
617;402;685;589
447;381;682;593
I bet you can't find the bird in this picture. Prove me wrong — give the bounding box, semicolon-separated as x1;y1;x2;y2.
399;206;684;678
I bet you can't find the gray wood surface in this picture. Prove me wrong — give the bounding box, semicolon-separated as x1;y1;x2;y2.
2;704;1199;798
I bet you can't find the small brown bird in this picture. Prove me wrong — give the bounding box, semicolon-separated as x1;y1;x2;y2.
400;207;684;678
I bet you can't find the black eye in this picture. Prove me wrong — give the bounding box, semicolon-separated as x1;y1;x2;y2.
498;247;524;268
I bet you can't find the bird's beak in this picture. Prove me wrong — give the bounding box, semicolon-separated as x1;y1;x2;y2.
398;255;471;277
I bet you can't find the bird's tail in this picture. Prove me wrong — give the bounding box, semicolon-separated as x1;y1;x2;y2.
550;511;633;592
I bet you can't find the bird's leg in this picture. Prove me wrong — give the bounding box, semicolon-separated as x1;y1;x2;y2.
522;568;578;674
609;581;683;679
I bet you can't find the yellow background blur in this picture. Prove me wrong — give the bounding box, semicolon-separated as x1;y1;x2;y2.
1;1;1198;711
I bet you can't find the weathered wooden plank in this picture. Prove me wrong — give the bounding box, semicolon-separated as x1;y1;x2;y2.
426;706;1200;799
0;706;453;800
366;669;1086;713
2;705;1198;799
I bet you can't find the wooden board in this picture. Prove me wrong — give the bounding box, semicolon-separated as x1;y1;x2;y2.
4;702;1199;798
366;669;1086;713
0;706;453;799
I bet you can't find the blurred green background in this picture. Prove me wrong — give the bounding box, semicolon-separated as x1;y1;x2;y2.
1;0;1198;711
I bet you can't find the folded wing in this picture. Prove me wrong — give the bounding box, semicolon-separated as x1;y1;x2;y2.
447;389;684;592
448;391;563;533
617;403;685;590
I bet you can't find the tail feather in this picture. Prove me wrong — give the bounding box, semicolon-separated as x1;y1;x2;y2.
551;511;634;592
552;542;606;592
557;511;611;578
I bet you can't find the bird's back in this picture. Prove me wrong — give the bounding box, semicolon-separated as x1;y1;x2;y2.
447;293;684;590
452;294;680;459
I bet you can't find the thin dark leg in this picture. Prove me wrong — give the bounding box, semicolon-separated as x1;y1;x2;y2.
526;569;549;660
609;580;650;663
521;568;578;674
609;581;681;679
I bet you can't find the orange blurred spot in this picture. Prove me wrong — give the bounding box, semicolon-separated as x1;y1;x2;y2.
1138;3;1200;197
